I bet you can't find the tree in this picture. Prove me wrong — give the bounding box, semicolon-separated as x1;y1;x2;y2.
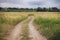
43;8;48;12
36;7;43;12
51;7;59;12
0;7;2;11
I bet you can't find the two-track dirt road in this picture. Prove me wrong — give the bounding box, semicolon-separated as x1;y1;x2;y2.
7;16;47;40
6;17;31;40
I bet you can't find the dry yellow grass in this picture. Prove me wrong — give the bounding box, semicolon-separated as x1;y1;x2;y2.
34;12;60;19
0;12;60;40
0;12;28;40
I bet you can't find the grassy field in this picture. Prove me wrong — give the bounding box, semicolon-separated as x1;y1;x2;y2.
0;12;60;40
34;12;60;40
0;12;28;40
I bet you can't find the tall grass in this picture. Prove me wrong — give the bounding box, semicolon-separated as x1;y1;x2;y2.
21;17;31;40
34;17;60;40
21;24;29;40
0;13;28;40
1;13;28;25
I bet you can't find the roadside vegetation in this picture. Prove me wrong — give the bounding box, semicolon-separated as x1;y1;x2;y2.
0;12;28;40
21;17;31;40
0;7;60;12
34;12;60;40
21;23;30;40
0;12;60;40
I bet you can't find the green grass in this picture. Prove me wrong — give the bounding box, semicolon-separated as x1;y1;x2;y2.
0;12;60;40
21;20;30;40
21;24;29;40
34;17;60;40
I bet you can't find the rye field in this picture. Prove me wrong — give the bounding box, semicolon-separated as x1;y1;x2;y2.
34;12;60;40
0;12;60;40
0;12;28;40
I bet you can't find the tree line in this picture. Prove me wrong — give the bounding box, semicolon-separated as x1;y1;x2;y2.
0;7;60;12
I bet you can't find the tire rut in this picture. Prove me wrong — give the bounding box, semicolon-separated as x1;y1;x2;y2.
6;16;47;40
28;16;47;40
6;17;31;40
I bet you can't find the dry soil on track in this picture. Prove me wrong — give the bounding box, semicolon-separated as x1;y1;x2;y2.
7;16;47;40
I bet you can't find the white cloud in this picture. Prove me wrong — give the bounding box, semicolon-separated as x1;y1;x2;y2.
0;2;35;8
0;0;60;8
0;3;21;8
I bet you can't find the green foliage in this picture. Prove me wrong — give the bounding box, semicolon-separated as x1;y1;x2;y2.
49;31;60;40
34;17;60;40
21;21;30;40
0;7;60;12
0;17;8;24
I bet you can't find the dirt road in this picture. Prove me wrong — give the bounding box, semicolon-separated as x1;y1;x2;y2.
7;17;31;40
7;21;24;40
7;16;47;40
28;16;47;40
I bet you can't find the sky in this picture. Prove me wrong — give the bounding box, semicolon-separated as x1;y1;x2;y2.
0;0;60;8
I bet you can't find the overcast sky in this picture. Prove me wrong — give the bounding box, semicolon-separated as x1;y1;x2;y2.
0;0;60;8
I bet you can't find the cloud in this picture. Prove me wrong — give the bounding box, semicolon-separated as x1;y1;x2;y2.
48;0;60;8
0;2;35;8
0;0;7;3
0;0;60;8
0;3;21;8
28;1;43;6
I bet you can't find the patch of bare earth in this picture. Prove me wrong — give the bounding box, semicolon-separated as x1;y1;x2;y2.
28;16;47;40
6;17;31;40
6;16;47;40
6;22;23;40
